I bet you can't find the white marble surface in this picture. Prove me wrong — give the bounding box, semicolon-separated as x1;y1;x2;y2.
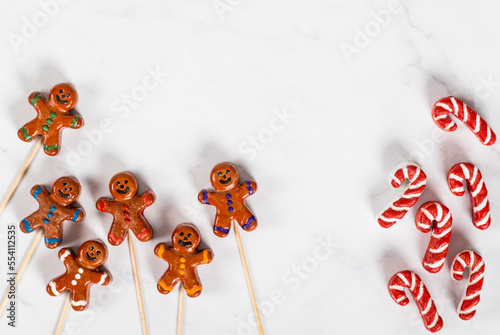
0;0;500;334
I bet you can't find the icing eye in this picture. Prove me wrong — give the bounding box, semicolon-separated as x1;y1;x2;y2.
90;246;94;251
180;232;184;236
62;182;67;186
116;182;120;185
226;169;230;174
66;93;70;97
124;180;128;184
69;188;73;191
187;233;192;237
59;89;63;93
96;251;101;255
217;172;222;176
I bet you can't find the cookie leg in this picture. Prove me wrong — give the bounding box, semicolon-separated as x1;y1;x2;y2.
42;132;61;156
20;214;41;234
213;214;231;238
182;273;202;298
131;219;153;242
239;210;258;232
17;121;40;142
108;221;128;246
46;276;68;297
157;273;179;295
70;288;90;311
43;224;62;249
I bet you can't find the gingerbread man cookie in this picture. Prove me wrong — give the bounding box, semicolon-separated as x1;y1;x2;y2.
198;162;257;237
154;223;214;297
20;176;85;248
47;240;112;311
18;83;84;156
96;172;156;246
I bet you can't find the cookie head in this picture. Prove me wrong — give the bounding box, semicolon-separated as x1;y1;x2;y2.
77;240;108;269
48;83;79;113
109;172;138;201
51;176;81;206
172;223;200;253
210;162;239;191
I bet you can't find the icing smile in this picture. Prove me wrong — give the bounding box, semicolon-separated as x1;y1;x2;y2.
219;177;232;185
178;240;192;247
55;95;68;104
58;190;70;198
85;252;96;261
116;187;130;194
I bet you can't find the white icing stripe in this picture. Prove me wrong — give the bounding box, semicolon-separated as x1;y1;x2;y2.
49;281;60;296
98;273;108;285
429;243;449;253
417;282;424;300
472;260;485;274
463;104;469;122
60;250;71;262
409;179;426;189
474;197;488;212
436;102;452;112
451;186;465;193
435;114;448;120
470;272;484;285
464;290;482;300
422;299;433;314
470;167;478;186
395;295;407;303
460;306;478;314
485;127;492;144
389;285;405;291
391;175;400;184
449;174;463;182
397;273;410;286
421;208;434;221
390;205;411;211
418;223;431;230
471;179;484;197
474;114;481;133
469;251;474;268
425;258;446;268
432;227;451;238
476;212;490;227
401;193;420;199
460;163;470;179
451;97;459;114
452;270;463;276
445;122;455;131
410;168;420;183
410;272;416;291
428;312;439;329
402;167;409;181
436;212;451;229
71;300;87;307
456;256;467;269
436;204;443;221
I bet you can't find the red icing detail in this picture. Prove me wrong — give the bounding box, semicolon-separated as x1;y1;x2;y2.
123;205;129;210
98;199;106;212
108;232;124;245
125;218;131;224
124;211;130;218
137;228;150;240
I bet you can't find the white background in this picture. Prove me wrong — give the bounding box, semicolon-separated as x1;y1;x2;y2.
0;0;500;334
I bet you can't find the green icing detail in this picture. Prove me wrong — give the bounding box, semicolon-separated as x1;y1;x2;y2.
70;115;79;128
20;127;32;141
50;112;57;118
42;124;49;131
44;144;60;151
46;118;53;125
30;94;41;106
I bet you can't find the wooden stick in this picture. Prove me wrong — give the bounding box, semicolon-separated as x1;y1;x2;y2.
128;231;148;335
176;284;185;335
0;139;42;217
233;221;265;335
54;294;70;335
0;229;43;316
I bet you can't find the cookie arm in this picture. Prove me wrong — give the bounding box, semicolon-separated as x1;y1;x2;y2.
141;190;156;207
60;207;85;222
91;271;112;286
30;185;49;202
96;197;111;213
58;248;76;270
193;249;214;266
198;189;214;205
28;92;44;107
61;113;84;129
154;243;174;262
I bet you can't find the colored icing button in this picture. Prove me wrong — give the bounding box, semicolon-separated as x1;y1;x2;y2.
46;240;112;312
198;162;258;238
17;83;84;156
96;171;155;246
19;176;85;249
154;223;214;298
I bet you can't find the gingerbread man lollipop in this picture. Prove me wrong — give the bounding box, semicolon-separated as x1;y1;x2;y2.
47;240;112;311
96;172;156;245
20;176;85;248
154;223;214;297
198;162;257;237
18;83;84;156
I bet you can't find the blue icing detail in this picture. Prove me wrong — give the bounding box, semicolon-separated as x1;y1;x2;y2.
202;190;209;204
246;181;254;195
22;219;33;232
43;218;49;224
45;237;60;245
33;186;42;199
71;210;81;222
227;200;233;206
214;225;230;234
241;216;256;229
50;206;56;212
47;212;53;218
228;207;234;212
225;193;231;199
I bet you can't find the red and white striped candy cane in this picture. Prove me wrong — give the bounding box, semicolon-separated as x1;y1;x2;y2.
415;201;452;273
451;251;485;321
388;270;443;333
447;163;491;230
377;162;427;228
432;96;496;146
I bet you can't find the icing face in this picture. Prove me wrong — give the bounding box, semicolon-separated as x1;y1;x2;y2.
210;162;239;191
78;240;108;269
172;223;200;253
48;83;79;113
109;172;138;201
52;177;81;206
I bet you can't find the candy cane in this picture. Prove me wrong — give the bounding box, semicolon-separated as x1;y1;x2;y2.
451;251;485;321
447;163;491;230
377;162;427;228
388;270;443;333
432;96;496;146
415;201;452;273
